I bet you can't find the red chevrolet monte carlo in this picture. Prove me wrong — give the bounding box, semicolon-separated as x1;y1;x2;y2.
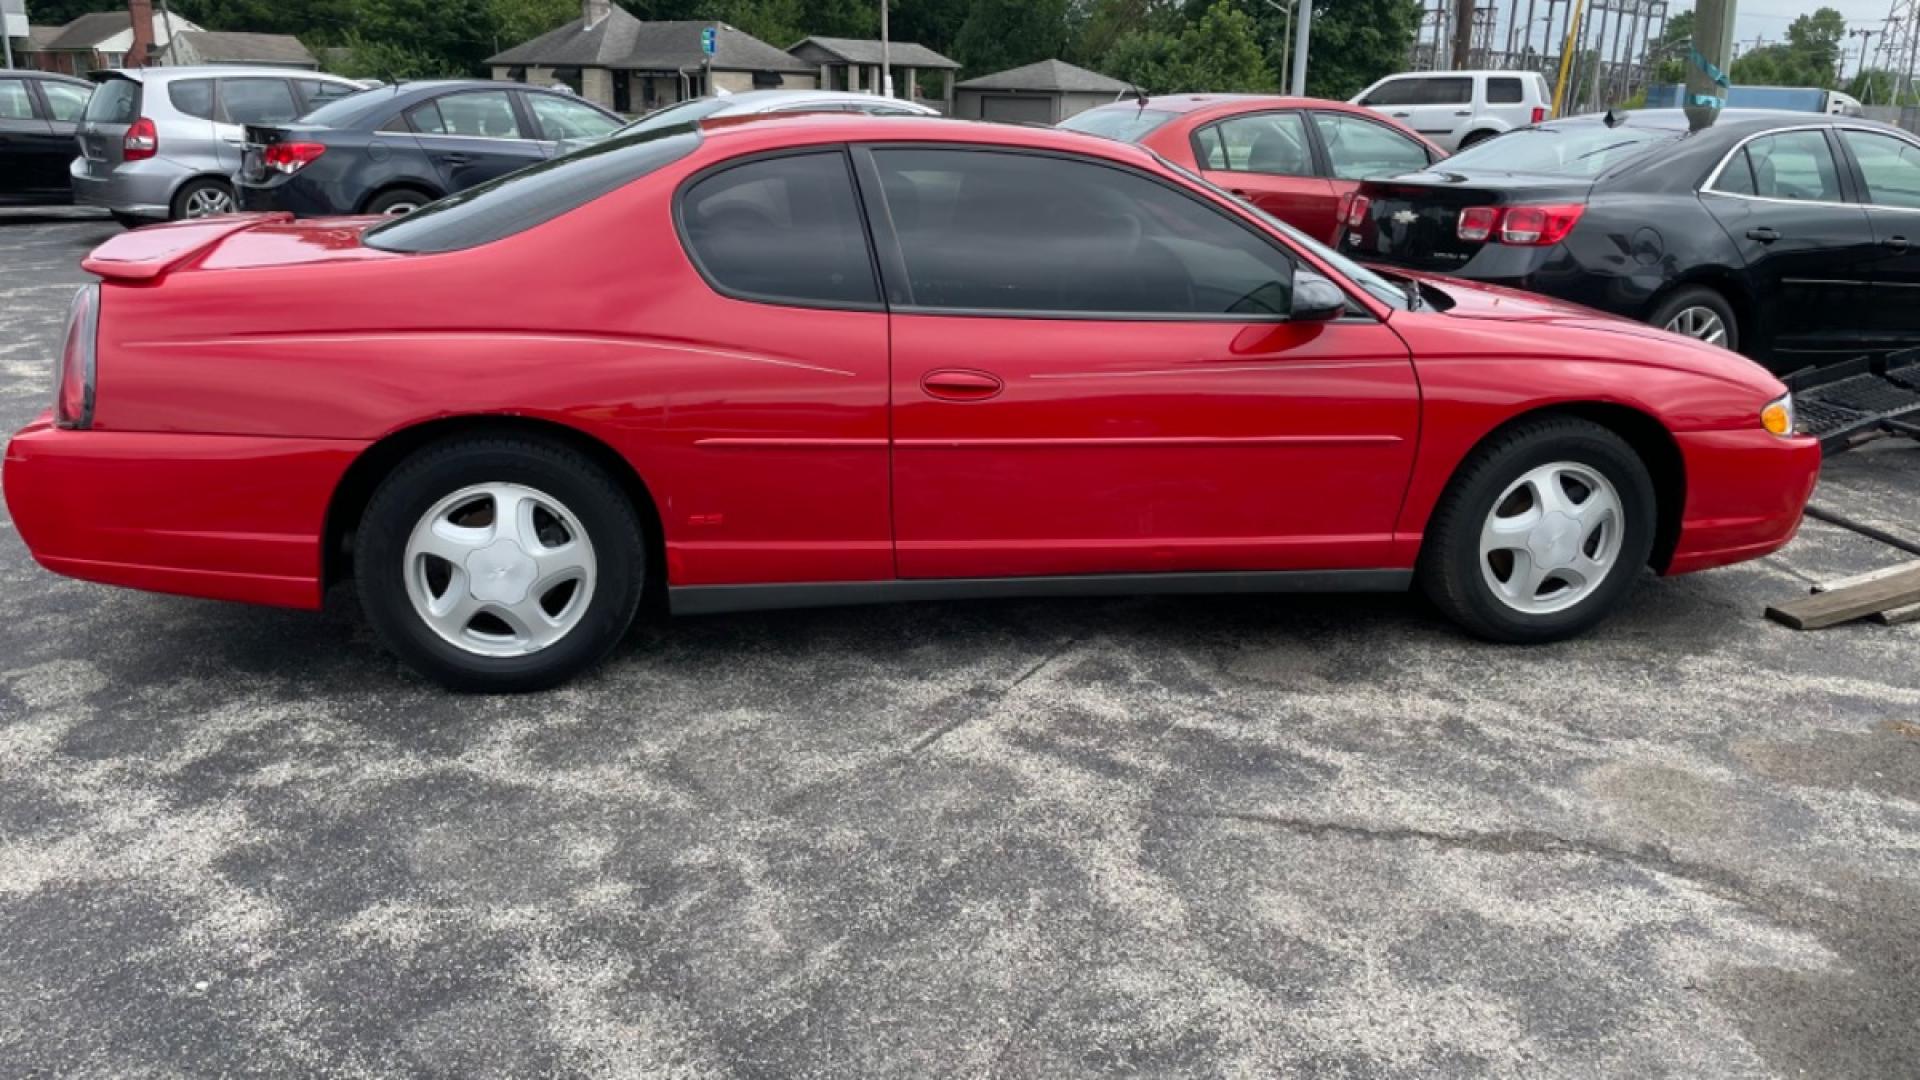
4;115;1819;691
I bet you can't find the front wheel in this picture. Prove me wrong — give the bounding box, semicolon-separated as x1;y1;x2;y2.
355;436;646;691
1420;417;1657;643
363;188;433;216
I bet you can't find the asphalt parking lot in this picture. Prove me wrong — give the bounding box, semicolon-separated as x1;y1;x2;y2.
2;209;1918;1078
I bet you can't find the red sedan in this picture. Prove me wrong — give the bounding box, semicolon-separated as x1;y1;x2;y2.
1059;94;1444;241
5;115;1818;691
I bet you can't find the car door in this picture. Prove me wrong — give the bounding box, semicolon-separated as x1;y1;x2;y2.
1834;126;1920;349
864;146;1420;580
406;89;546;190
1192;110;1338;237
1309;111;1437;240
34;79;91;198
1364;76;1472;150
0;77;66;201
214;77;302;171
1701;128;1878;364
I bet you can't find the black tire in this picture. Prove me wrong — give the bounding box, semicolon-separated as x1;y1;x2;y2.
111;211;150;229
363;188;434;216
1419;416;1658;643
355;436;646;692
1457;129;1496;149
170;177;236;220
1647;285;1739;351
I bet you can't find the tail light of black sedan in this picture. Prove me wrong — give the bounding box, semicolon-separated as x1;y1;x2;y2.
53;284;99;429
1455;204;1586;246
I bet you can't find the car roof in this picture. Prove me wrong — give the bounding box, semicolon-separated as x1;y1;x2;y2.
713;89;936;112
1087;93;1340;116
699;111;1165;163
1550;107;1909;138
12;70;90;84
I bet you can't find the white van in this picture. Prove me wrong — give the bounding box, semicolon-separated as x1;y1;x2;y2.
1350;70;1554;152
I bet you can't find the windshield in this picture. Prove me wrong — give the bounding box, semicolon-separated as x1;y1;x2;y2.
1442;121;1680;177
1157;157;1409;310
1057;106;1178;143
612;97;735;138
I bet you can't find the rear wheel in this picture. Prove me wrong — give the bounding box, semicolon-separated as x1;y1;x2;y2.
1420;417;1657;643
355;436;646;692
1457;129;1497;149
1650;286;1739;350
363;188;433;216
171;178;236;220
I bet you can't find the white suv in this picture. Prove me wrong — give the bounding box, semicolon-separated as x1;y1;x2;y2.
1351;70;1553;152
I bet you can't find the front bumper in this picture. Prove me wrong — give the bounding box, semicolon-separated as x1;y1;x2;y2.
1665;426;1823;575
69;155;187;218
4;416;365;609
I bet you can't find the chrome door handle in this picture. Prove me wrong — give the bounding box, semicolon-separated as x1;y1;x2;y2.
1883;235;1910;251
1746;227;1780;243
1453;109;1473;116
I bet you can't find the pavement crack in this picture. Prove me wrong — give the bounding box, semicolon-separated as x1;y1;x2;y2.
909;637;1078;754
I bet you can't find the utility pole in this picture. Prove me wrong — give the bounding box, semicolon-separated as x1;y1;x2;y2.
1263;0;1293;96
1290;0;1312;95
880;0;892;97
1454;0;1478;67
1685;0;1737;131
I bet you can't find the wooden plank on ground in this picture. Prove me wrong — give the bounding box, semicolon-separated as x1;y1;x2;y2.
1870;602;1920;627
1767;563;1920;630
1811;561;1920;594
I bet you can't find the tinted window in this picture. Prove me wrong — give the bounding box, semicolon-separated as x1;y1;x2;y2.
220;78;299;124
1747;130;1843;202
1367;77;1470;106
1314;112;1432;179
874;149;1298;317
300;86;398;127
41;81;91;122
366;126;700;254
83;78;139;124
1362;79;1420;106
528;93;619;140
297;79;360;110
1056;106;1179;142
1444;120;1678;176
168;78;215;120
1841;129;1920;209
416;90;524;138
680;152;878;307
1203;112;1313;175
0;79;31;120
1488;78;1524;104
1712;147;1758;195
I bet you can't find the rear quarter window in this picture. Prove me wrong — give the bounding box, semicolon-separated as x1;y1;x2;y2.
1487;78;1524;104
168;78;215;120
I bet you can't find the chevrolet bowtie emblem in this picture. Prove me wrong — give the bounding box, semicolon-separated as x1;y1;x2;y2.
1392;210;1418;225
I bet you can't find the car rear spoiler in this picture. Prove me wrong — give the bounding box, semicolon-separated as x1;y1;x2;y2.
81;213;294;282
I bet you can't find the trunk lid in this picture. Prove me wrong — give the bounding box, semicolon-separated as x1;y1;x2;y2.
82;213;396;281
76;74;141;174
1340;170;1591;272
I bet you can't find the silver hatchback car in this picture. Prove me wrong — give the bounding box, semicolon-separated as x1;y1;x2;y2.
71;66;365;225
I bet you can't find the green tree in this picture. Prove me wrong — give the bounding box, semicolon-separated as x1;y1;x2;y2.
1784;6;1846;77
486;0;580;47
1105;0;1272;94
1302;0;1423;100
952;0;1071;75
356;0;494;75
1650;9;1693;83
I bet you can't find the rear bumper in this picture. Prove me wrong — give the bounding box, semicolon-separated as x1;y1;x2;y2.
3;417;365;609
1665;428;1822;575
235;173;350;217
69;156;189;218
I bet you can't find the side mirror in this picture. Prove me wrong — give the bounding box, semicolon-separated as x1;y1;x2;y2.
1291;272;1346;322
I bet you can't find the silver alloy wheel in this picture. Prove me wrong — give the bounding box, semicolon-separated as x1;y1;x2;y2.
1478;462;1623;616
403;482;597;658
1664;305;1729;347
382;201;421;216
182;185;236;218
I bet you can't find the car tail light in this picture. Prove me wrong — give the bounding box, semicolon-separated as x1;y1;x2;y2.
123;117;157;161
263;141;326;174
1457;206;1497;242
53;285;100;430
1530;106;1548;124
1498;204;1585;245
1345;194;1371;229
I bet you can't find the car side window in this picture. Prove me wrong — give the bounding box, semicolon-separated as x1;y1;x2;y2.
527;93;619;140
680;151;879;308
1487;78;1524;104
0;79;32;120
168;78;215;120
1421;78;1473;105
421;91;524;139
1841;129;1920;210
1746;130;1844;203
872;148;1298;318
1362;79;1418;107
1314;113;1432;179
220;78;299;125
41;81;90;122
1711;147;1758;195
1205;112;1314;176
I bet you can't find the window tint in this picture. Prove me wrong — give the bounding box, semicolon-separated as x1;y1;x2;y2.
1841;129;1920;209
420;90;524;138
220;78;299;124
296;79;359;110
1445;120;1678;176
300;85;400;127
0;79;31;120
1314;112;1432;179
680;151;878;307
1204;111;1313;175
1747;130;1843;202
1362;79;1419;106
873;149;1298;317
528;93;618;140
1712;147;1758;195
367;126;700;254
82;78;140;124
41;81;91;122
1369;77;1471;106
1488;78;1524;104
1055;106;1179;143
168;78;215;120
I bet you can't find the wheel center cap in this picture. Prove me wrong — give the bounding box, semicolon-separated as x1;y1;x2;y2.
465;539;538;605
1529;512;1581;568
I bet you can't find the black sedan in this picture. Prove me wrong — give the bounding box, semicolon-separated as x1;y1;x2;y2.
235;80;622;216
1336;109;1920;374
0;70;92;206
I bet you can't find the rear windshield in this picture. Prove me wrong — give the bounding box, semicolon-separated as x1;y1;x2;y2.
611;97;735;138
84;78;140;124
1057;106;1179;143
1443;121;1679;177
297;85;393;127
364;125;701;254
